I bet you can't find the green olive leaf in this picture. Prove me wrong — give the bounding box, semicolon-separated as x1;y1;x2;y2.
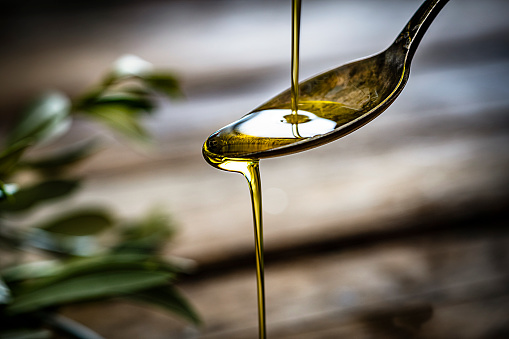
0;179;80;213
0;277;11;304
1;260;60;283
141;73;182;99
7;270;172;315
21;140;98;173
90;93;155;113
110;55;154;79
0;142;30;179
114;211;175;254
2;253;163;287
129;285;201;325
0;182;18;201
36;208;113;236
85;104;151;142
7;92;71;147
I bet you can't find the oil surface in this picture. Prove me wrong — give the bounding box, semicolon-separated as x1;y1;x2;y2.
205;100;361;158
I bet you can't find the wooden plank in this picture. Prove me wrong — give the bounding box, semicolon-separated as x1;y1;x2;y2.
63;220;509;338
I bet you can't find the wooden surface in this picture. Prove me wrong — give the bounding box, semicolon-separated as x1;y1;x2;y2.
64;218;509;338
2;0;509;338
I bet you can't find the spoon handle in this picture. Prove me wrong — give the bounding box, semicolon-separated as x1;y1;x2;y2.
393;0;449;60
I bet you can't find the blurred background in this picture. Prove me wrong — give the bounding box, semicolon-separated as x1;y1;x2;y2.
1;0;509;338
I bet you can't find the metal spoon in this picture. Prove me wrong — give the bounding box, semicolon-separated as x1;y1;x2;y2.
204;0;449;160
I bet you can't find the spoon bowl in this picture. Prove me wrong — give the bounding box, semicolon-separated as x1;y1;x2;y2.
204;0;449;161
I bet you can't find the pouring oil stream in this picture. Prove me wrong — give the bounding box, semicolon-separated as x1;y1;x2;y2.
203;3;301;338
